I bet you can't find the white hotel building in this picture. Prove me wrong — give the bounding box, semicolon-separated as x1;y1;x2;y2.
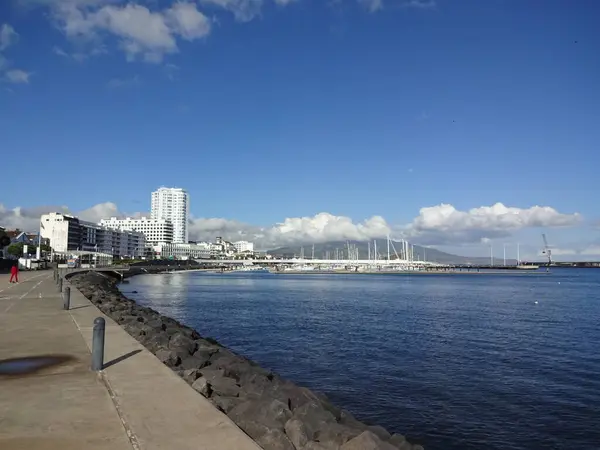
151;187;189;244
233;241;254;253
100;217;173;245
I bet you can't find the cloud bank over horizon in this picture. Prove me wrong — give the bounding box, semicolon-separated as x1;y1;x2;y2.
1;201;592;258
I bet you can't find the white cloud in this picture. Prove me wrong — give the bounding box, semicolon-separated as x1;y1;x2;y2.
44;1;211;62
3;69;31;83
166;2;212;40
0;24;19;51
106;74;140;88
0;24;31;83
359;0;383;13
580;245;600;256
358;0;435;11
199;0;264;22
403;0;436;8
404;202;582;245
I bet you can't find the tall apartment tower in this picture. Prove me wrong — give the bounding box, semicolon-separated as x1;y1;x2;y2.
151;187;189;244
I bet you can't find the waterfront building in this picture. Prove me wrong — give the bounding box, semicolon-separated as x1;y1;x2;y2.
233;241;254;254
100;217;174;245
155;242;211;260
151;187;189;244
40;213;145;258
40;213;83;253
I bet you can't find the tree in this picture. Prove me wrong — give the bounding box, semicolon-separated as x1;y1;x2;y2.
7;243;24;257
6;242;40;257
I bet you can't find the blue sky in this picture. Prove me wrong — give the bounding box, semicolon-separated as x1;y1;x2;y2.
0;0;598;257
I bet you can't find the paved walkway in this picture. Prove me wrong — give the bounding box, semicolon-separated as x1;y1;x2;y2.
0;270;261;450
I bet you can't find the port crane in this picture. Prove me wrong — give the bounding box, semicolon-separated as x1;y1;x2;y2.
541;233;552;272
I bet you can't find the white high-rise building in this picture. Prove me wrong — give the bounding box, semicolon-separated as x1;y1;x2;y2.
151;187;189;244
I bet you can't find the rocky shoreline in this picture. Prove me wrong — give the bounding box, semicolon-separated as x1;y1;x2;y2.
68;271;423;450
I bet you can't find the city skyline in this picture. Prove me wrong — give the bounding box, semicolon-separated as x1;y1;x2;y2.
0;197;593;261
0;1;598;259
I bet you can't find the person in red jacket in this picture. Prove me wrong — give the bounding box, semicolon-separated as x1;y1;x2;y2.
9;264;19;283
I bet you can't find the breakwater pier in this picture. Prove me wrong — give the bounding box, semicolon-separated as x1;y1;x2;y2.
0;270;262;450
1;268;423;450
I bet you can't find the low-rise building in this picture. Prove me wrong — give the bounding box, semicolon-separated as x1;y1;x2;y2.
155;242;211;260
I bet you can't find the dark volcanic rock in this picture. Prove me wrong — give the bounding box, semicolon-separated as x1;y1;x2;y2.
191;376;212;397
340;431;397;450
68;271;423;450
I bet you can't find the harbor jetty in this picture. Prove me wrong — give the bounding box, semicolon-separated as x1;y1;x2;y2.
68;269;424;450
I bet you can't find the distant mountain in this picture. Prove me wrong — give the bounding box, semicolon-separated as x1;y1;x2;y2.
267;239;517;265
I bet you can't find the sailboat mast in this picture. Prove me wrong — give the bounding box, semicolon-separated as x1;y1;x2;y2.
387;235;390;262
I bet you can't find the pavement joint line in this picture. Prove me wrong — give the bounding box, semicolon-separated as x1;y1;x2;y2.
66;280;139;450
100;371;141;450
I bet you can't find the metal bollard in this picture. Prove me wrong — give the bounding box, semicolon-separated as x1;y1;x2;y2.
63;286;71;310
91;317;106;371
58;277;63;292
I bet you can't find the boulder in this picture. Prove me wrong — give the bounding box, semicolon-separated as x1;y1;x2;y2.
237;419;273;441
388;434;407;449
198;367;226;382
144;334;171;353
191;376;212;397
196;341;221;354
256;428;296;450
314;423;362;447
146;317;167;331
284;418;310;449
180;355;210;371
367;425;392;441
192;348;214;367
338;410;367;431
169;333;198;355
229;398;292;430
302;442;339;450
340;431;397;450
155;349;181;368
181;368;201;384
209;375;241;398
291;400;336;439
211;395;244;414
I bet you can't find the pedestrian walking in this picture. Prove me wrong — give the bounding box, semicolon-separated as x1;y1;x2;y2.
9;264;19;283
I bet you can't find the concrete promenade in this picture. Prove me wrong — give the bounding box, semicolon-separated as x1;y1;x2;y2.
0;269;261;450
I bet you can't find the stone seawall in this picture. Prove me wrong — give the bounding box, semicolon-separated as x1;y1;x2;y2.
69;271;423;450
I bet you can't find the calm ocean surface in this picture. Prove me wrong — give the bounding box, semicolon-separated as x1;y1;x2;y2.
124;269;600;450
